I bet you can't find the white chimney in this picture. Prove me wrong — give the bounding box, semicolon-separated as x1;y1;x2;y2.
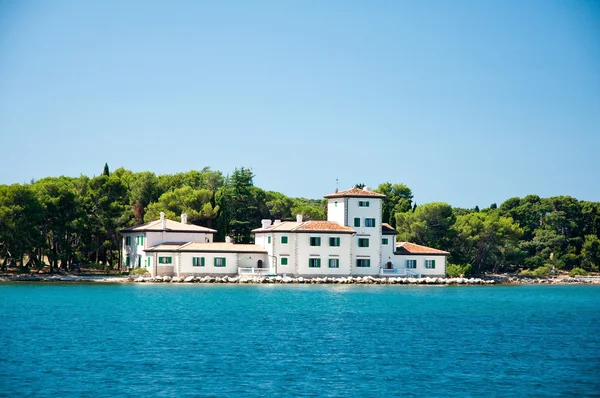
296;214;303;223
181;213;187;224
160;212;166;229
363;186;371;192
225;236;232;243
274;219;282;225
261;219;272;229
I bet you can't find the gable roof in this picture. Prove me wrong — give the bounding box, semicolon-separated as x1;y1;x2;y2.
382;223;398;235
395;242;450;255
324;188;386;199
146;242;266;254
121;219;217;233
252;220;354;234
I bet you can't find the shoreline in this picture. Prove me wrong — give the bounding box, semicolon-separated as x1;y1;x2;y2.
1;274;599;285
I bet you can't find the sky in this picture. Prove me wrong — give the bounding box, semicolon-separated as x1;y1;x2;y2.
1;0;599;208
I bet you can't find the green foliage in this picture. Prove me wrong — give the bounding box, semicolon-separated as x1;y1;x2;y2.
396;202;455;250
376;182;413;227
452;211;523;274
1;164;599;276
569;267;588;277
130;268;150;275
446;263;472;277
581;234;600;271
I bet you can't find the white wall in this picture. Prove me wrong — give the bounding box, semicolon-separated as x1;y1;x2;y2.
391;254;447;276
380;235;397;267
146;231;213;248
327;198;346;225
295;233;353;276
347;197;383;275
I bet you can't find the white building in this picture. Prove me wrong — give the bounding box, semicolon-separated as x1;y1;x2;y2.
121;187;448;277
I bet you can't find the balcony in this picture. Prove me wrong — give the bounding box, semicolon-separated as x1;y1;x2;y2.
379;268;420;277
238;267;276;276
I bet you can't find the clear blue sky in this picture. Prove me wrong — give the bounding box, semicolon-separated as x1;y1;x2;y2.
1;0;599;208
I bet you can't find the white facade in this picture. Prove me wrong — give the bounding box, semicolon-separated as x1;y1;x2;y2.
121;188;449;278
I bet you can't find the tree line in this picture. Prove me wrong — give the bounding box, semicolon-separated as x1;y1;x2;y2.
0;165;598;274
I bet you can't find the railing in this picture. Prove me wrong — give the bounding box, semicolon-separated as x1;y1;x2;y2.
379;268;420;278
238;267;275;276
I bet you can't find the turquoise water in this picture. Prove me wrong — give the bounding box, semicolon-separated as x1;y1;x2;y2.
1;284;599;397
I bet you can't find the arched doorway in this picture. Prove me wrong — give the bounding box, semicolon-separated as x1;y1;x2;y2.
257;259;263;268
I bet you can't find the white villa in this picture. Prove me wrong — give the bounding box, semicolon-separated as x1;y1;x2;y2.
122;187;449;278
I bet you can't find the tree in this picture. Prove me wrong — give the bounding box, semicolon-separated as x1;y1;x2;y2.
376;182;413;227
0;184;45;269
354;183;365;189
395;202;455;250
452;211;523;274
216;167;263;243
103;163;110;177
144;186;219;227
581;234;600;271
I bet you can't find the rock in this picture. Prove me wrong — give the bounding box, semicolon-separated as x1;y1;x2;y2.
184;276;194;282
163;275;171;282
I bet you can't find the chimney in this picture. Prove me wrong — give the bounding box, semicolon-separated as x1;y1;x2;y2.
274;219;282;225
160;212;166;229
363;186;371;192
261;219;272;229
225;236;232;243
296;214;303;223
181;213;187;224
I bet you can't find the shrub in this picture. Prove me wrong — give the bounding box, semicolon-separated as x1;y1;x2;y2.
446;263;472;278
520;265;552;277
131;268;150;275
533;265;552;277
569;267;588;277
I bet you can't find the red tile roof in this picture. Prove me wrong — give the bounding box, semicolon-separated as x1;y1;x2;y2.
395;242;450;255
296;221;355;233
324;187;386;199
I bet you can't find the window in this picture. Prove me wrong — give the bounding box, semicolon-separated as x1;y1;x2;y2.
281;236;288;244
268;236;271;244
158;256;172;264
125;236;131;246
358;238;369;248
125;257;130;267
329;237;340;247
192;257;205;267
382;238;389;245
356;259;371;267
354;218;361;227
425;260;436;269
359;201;370;207
334;201;338;207
328;258;339;268
214;257;226;267
310;237;321;246
365;218;376;227
137;256;141;267
147;257;151;267
136;235;144;245
308;258;321;268
281;257;288;266
406;260;416;269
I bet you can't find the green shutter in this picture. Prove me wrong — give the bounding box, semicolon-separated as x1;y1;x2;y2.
354;218;360;227
268;236;271;243
317;259;321;267
431;260;435;269
201;257;205;266
126;257;130;266
281;236;288;244
281;257;288;265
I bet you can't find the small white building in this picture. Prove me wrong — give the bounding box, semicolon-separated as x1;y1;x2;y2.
121;187;449;278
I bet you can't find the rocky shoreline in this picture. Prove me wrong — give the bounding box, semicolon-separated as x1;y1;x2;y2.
1;274;599;285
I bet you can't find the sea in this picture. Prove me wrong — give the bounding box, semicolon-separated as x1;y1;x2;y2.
1;283;599;397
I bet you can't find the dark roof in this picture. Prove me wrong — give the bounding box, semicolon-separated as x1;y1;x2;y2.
382;223;398;235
